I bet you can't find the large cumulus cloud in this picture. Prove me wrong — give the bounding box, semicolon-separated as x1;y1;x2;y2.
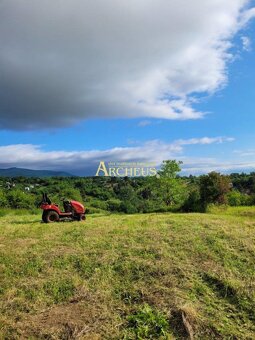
0;0;254;129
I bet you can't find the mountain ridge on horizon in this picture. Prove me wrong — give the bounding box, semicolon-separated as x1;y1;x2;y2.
0;167;74;178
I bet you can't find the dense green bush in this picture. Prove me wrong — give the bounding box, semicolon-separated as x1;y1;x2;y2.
199;172;231;211
7;190;35;209
89;199;108;210
120;200;138;214
227;190;252;206
0;189;8;208
106;198;122;212
182;185;202;212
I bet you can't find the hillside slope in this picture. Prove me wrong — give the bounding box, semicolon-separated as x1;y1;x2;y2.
0;209;254;338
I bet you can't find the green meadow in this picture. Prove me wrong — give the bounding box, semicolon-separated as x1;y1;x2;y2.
0;208;254;339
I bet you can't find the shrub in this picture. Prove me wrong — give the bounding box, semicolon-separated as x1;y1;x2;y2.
182;185;202;212
227;190;252;206
90;199;108;210
7;190;35;209
0;189;8;208
200;172;231;210
107;198;122;212
120;200;138;214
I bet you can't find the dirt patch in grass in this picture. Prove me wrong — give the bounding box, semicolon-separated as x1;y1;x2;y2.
16;289;120;339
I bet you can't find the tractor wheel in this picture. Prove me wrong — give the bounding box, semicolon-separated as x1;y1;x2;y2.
78;214;86;221
42;211;48;223
44;210;60;223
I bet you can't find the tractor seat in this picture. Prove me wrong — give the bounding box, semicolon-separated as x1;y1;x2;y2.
63;200;72;213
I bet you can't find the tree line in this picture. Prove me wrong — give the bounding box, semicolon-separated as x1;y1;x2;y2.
0;160;255;213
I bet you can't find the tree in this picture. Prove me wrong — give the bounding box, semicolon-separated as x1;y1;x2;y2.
156;160;187;208
158;160;183;179
200;172;231;210
182;184;202;212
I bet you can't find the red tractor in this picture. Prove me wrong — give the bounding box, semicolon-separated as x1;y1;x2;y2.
40;193;86;223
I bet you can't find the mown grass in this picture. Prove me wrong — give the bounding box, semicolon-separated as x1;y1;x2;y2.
0;207;254;339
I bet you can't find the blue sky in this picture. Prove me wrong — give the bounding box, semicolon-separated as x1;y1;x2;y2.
0;1;255;175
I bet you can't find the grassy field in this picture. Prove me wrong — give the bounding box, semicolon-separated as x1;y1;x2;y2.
0;208;254;339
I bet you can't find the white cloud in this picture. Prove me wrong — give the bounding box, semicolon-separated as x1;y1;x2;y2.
0;0;254;129
138;120;152;127
233;149;255;156
239;6;255;26
174;137;235;146
0;136;234;174
181;158;255;174
241;36;252;50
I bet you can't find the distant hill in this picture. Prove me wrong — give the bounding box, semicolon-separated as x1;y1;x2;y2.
0;167;74;178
